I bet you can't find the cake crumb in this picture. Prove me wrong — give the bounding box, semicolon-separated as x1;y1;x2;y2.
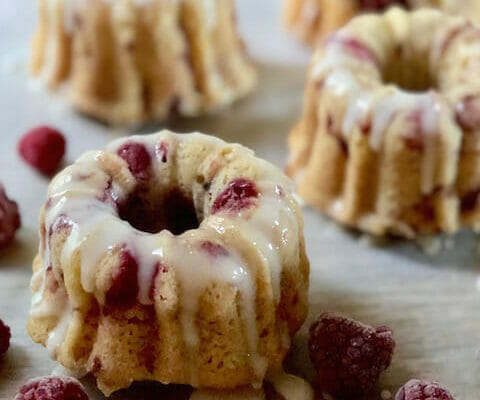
381;389;392;399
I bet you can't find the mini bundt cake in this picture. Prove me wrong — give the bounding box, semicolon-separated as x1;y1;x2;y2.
287;8;480;238
27;130;309;396
30;0;256;125
283;0;480;47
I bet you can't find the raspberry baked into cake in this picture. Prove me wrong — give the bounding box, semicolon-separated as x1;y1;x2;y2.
283;0;480;46
287;8;480;238
30;0;256;125
27;130;310;396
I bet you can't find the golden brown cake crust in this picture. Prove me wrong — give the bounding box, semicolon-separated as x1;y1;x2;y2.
287;8;480;237
28;130;309;396
30;0;257;125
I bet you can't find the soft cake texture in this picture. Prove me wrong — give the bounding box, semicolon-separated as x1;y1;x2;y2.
287;8;480;237
27;130;309;396
30;0;256;125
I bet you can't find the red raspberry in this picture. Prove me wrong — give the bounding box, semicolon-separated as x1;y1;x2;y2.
0;319;11;356
117;142;151;181
212;178;259;214
13;376;88;400
309;312;395;399
0;184;21;249
395;379;455;400
105;248;139;308
18;126;66;176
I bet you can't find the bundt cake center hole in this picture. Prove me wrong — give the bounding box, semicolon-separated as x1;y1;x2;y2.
118;188;199;235
382;48;436;92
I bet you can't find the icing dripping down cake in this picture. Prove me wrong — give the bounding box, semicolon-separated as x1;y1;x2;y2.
287;8;480;238
27;130;310;395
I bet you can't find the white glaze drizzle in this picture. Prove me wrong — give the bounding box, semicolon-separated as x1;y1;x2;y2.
267;371;314;400
29;132;300;386
46;300;72;357
161;229;261;385
315;38;444;195
51;364;87;379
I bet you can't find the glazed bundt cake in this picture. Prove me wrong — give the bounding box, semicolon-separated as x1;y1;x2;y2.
27;130;309;396
30;0;256;125
287;7;480;238
283;0;480;47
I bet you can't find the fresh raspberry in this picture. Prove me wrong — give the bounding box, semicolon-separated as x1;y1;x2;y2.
0;184;21;249
117;142;151;181
359;0;409;11
18;126;66;175
212;178;259;214
309;312;395;399
0;319;11;356
395;379;455;400
14;376;88;400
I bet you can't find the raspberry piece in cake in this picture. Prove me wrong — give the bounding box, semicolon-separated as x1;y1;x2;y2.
201;241;229;257
0;184;21;249
117;142;151;181
18;126;66;175
359;0;409;11
309;312;395;399
105;249;139;308
212;178;259;214
395;379;455;400
334;37;377;64
0;319;11;356
13;376;88;400
156;142;169;163
456;95;480;130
